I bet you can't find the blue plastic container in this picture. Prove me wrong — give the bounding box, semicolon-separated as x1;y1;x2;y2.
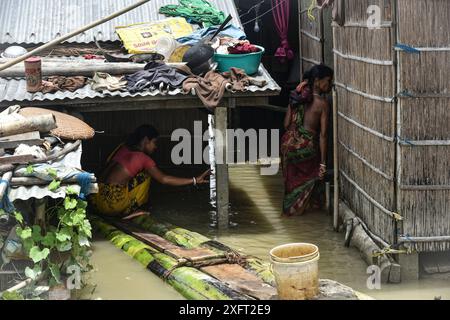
213;45;264;75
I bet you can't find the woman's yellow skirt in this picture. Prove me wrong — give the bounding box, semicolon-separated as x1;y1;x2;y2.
90;171;151;217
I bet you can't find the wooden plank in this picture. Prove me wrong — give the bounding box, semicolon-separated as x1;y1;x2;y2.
0;131;43;149
201;264;277;300
0;154;35;165
132;232;222;262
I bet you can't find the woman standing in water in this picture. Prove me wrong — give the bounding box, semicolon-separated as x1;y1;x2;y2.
91;125;210;219
281;64;334;216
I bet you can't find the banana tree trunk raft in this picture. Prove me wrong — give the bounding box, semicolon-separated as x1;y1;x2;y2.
93;218;252;300
92;215;373;300
129;214;276;286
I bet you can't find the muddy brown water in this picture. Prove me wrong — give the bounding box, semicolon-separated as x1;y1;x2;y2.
83;165;450;300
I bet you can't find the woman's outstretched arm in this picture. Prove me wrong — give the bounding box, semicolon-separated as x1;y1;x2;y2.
147;167;210;186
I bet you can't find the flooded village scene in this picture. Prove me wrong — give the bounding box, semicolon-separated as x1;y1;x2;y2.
0;0;449;304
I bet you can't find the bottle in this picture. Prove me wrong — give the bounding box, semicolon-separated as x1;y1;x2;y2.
24;57;42;93
155;36;177;62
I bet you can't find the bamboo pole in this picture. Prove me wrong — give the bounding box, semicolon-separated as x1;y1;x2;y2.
0;61;146;78
332;23;339;231
3;278;33;293
332;87;339;231
0;0;152;72
28;140;82;164
298;0;303;79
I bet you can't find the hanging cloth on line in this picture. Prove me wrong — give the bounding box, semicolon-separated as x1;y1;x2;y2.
159;0;226;28
271;0;294;63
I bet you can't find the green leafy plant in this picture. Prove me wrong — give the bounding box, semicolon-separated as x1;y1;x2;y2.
1;291;24;300
26;165;34;175
15;194;92;288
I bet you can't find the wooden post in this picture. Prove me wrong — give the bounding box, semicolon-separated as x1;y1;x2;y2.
214;106;229;229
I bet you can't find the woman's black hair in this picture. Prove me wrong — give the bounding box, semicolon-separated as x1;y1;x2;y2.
302;64;334;88
126;124;159;148
290;64;334;106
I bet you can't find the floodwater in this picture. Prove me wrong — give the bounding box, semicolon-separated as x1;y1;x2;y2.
84;164;450;300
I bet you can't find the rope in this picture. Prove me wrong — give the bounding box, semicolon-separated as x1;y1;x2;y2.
394;43;420;54
372;246;409;258
307;0;317;20
161;258;188;281
202;240;249;267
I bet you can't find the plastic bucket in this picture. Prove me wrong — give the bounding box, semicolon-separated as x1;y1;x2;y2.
269;243;320;300
213;45;264;75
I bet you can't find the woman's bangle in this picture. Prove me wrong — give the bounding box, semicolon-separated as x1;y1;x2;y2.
192;177;197;186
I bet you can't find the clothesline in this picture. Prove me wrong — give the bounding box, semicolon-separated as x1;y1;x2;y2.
241;0;288;26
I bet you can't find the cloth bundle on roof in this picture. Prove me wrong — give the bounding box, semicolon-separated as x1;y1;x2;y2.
159;0;226;27
40;76;86;94
125;61;189;93
19;107;95;140
183;67;266;110
90;72;127;92
183;70;229;110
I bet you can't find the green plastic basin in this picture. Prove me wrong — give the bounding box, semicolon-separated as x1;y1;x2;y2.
213;45;264;75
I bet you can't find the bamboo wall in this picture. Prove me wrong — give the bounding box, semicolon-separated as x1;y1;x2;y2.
331;0;450;252
298;0;324;74
333;0;397;246
396;0;450;252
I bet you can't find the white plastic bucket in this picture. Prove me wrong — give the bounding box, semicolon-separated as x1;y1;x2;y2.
269;243;320;300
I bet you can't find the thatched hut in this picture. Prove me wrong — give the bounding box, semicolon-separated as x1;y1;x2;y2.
329;0;450;279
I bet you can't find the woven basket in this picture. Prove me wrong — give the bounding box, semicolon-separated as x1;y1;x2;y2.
19;107;95;140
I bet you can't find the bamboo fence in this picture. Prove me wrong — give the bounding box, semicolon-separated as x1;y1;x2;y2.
396;0;450;252
331;0;450;252
298;0;325;75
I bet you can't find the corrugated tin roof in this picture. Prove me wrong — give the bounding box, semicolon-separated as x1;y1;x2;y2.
0;65;280;105
0;0;242;45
